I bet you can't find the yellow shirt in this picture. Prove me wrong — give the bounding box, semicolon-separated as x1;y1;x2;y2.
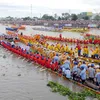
92;51;96;55
96;69;100;73
60;46;64;52
51;45;54;50
49;52;54;58
69;49;74;55
55;47;59;52
44;43;47;48
83;48;85;54
56;43;60;49
95;48;99;54
75;48;78;53
49;45;53;50
64;46;69;52
85;48;89;54
83;48;89;54
47;45;51;50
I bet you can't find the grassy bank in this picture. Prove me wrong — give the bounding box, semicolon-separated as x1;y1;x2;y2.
47;81;100;100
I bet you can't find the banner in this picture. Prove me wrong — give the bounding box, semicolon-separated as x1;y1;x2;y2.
64;24;72;27
88;24;97;28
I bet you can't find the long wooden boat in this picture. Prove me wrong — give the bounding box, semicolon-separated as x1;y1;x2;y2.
6;31;100;64
18;25;26;30
43;35;100;45
6;28;18;31
0;41;100;94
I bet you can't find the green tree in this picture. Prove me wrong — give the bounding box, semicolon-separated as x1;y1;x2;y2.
42;14;49;20
71;14;78;21
42;14;55;20
22;17;31;21
58;16;61;20
61;13;70;20
6;16;14;21
94;15;100;20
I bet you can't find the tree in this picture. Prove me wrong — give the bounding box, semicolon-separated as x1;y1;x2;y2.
61;13;70;20
62;13;65;17
71;14;78;21
6;16;14;21
42;14;49;20
58;17;61;20
22;17;31;21
94;15;100;20
42;14;55;20
77;13;83;19
33;17;38;21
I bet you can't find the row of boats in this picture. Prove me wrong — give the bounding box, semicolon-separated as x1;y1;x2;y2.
6;31;100;64
32;27;89;33
1;33;100;95
1;26;100;94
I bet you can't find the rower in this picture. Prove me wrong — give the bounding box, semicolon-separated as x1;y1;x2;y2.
80;66;86;84
11;40;15;48
60;57;71;72
76;44;81;56
85;46;89;57
80;61;87;70
94;46;99;59
59;34;62;40
88;64;95;83
64;44;69;53
60;45;64;53
52;53;60;63
56;42;60;50
21;32;23;36
83;46;89;57
72;62;78;81
69;48;74;56
95;71;100;90
74;46;78;55
64;68;71;79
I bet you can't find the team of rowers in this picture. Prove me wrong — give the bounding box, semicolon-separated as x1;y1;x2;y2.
39;41;100;59
1;33;100;60
1;39;100;90
44;34;100;45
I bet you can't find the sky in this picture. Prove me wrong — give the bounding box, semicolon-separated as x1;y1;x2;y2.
0;0;100;17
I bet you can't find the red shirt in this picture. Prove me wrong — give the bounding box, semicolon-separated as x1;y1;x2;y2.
45;59;51;68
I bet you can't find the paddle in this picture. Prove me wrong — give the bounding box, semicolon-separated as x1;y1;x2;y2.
40;68;47;72
39;66;47;71
22;58;26;61
29;62;34;65
18;56;22;59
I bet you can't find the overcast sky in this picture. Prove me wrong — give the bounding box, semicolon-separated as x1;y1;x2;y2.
0;0;100;17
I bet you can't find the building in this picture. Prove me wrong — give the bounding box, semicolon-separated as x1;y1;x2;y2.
80;12;93;17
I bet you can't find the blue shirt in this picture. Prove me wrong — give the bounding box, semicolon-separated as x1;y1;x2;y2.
80;69;86;80
60;63;70;70
95;72;100;83
64;69;71;79
73;65;78;72
53;56;60;63
80;64;87;70
64;60;70;65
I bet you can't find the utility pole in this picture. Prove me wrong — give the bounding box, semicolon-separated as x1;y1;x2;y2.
31;4;32;19
69;9;71;15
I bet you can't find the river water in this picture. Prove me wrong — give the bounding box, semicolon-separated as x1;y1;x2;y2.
0;24;99;100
